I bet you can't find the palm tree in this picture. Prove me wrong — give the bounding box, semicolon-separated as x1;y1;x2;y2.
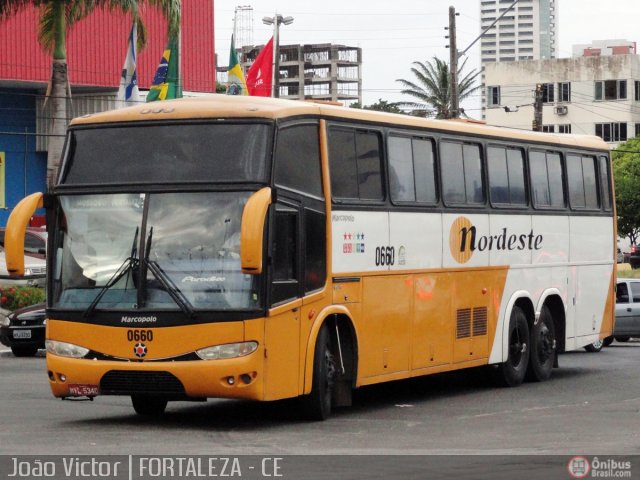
396;56;480;119
0;0;181;189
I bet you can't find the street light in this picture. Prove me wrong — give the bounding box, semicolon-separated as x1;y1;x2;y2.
262;14;294;98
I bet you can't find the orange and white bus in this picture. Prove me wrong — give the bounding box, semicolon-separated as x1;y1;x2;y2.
5;95;615;419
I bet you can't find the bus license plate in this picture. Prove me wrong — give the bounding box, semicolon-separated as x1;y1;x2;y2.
68;384;99;396
12;330;31;339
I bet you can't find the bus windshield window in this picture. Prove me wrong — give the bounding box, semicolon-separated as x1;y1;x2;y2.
53;192;260;312
63;123;271;185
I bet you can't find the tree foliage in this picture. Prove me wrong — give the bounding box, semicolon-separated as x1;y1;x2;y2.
395;56;480;119
613;136;640;245
350;98;403;114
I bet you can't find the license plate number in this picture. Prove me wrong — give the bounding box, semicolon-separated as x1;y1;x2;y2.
12;330;31;339
68;384;99;396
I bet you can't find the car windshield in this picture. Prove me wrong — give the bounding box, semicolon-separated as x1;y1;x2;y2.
52;192;261;313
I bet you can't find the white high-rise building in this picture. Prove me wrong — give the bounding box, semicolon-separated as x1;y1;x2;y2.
480;0;558;116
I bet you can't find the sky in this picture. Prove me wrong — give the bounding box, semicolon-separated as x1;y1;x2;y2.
214;0;640;119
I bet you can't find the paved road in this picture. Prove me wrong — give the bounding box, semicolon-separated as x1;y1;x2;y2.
1;341;639;457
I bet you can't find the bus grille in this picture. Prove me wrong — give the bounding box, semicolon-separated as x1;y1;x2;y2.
456;308;472;338
99;370;186;396
473;307;488;336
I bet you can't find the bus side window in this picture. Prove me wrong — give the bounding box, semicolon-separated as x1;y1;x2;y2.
274;124;323;198
271;204;300;305
329;127;383;202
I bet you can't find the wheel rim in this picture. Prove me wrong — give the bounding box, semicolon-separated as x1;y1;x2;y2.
536;322;554;363
592;339;603;349
509;323;526;367
322;348;336;406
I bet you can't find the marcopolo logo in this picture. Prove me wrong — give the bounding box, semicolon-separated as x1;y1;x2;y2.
449;216;544;264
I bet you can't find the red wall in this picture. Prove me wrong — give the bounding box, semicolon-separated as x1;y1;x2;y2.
0;2;215;92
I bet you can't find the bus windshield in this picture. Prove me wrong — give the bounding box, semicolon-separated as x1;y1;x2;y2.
62;123;271;185
52;192;261;313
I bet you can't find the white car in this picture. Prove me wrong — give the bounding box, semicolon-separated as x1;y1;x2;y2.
0;248;46;288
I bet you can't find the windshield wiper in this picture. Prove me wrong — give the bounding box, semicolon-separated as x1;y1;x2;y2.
83;227;139;318
142;227;195;319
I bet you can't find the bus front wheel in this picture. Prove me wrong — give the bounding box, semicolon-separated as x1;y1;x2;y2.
131;395;168;416
301;324;336;421
526;305;556;381
493;306;530;387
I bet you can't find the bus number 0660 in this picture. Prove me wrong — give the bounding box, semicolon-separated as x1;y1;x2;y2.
127;330;153;342
375;246;395;266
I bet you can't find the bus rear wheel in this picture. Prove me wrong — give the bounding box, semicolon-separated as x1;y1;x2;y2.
526;305;556;381
493;306;530;387
301;324;336;421
131;395;168;416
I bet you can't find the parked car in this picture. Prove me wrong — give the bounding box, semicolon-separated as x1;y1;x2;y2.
0;247;46;288
586;278;640;352
0;302;46;357
0;227;47;259
617;248;624;264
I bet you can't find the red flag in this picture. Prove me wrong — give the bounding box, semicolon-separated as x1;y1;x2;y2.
246;38;274;97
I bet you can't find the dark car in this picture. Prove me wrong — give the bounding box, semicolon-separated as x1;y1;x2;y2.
0;302;46;357
0;227;47;259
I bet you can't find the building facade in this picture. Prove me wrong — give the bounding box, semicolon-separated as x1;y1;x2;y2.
484;54;640;146
240;43;362;105
480;0;558;115
0;2;215;226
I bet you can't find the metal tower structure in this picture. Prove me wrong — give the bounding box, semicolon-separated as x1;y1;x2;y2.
233;5;254;51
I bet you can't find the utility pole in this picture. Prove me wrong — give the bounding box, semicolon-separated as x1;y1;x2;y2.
532;84;543;131
262;14;294;98
447;6;459;119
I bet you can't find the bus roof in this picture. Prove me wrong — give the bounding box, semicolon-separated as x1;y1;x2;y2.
71;95;609;152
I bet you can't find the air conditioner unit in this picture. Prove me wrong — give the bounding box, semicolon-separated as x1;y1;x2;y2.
555;105;568;115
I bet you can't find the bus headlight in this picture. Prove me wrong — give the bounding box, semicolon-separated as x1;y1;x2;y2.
46;340;89;358
196;341;258;360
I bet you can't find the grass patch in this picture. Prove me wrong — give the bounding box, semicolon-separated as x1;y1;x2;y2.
617;264;640;278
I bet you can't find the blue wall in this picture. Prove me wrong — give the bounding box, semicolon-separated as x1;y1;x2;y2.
0;88;47;227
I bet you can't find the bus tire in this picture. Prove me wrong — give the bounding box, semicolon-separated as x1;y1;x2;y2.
301;324;336;421
493;306;530;387
131;395;168;416
615;336;630;342
584;340;603;353
526;305;556;381
603;336;614;347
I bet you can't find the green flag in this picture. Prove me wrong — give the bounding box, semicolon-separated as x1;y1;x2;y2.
147;37;182;102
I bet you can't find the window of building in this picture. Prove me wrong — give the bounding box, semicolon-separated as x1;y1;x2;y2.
542;125;555;133
529;150;565;208
635;81;640;101
388;135;437;204
595;122;628;142
558;82;571;103
487;146;527;206
328;128;383;201
567;154;599;210
440;141;485;206
488;86;501;106
558;124;572;134
636;123;640;137
542;83;555;103
595;80;628;100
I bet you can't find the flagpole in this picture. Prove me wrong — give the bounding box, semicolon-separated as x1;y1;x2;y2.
262;14;293;98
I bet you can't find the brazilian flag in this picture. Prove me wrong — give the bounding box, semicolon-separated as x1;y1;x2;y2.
227;34;247;95
147;37;182;102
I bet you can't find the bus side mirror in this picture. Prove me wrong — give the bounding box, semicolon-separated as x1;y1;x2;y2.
5;192;44;276
240;187;272;275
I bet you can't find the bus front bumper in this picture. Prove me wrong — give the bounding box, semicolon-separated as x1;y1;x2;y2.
46;351;264;401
